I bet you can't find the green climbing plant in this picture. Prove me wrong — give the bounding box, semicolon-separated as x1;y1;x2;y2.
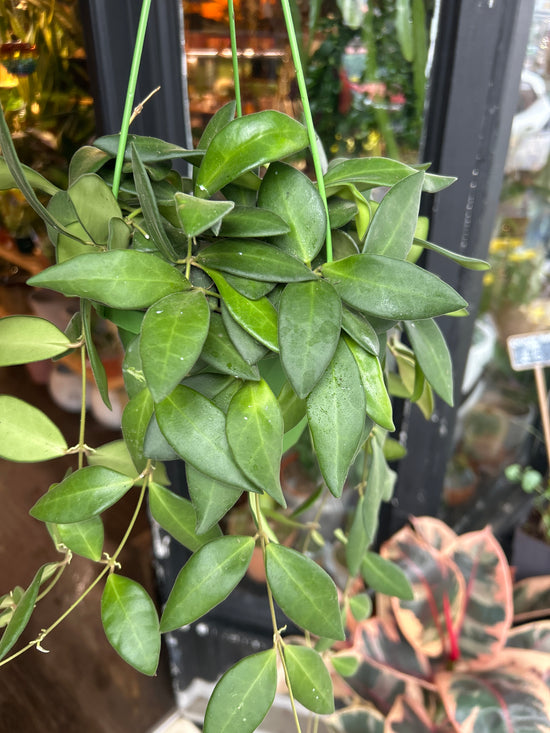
0;1;488;731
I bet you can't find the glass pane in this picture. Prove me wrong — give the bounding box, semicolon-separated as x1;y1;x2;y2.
442;2;550;538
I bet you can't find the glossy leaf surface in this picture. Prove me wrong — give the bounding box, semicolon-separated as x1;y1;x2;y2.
203;649;277;733
201;312;260;380
140;290;210;402
361;551;414;600
160;536;254;631
55;516;104;561
285;644;334;714
345;337;394;430
219;205;290;237
196;240;316;282
322;255;466;319
306;339;366;497
405;319;454;406
0;395;67;462
30;467;134;524
195;111;308;196
0;564;48;661
279;280;342;398
341;307;379;356
148;481;221;551
82;300;110;409
156;385;256;492
174;192;234;237
28;250;190;309
101;574;160;676
68;173;122;245
0;316;71;365
121;388;154;473
258;162;326;262
226;380;285;504
265;543;344;640
186;464;242;534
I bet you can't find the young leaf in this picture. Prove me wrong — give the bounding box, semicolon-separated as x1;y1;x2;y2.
361;551;414;600
226;380;285;505
265;543;345;640
223;272;275;300
321;254;467;319
284;644;334;714
94;133;202;164
205;268;279;351
174;192;234;237
221;302;268;365
196;239;317;282
148;481;221;551
0;564;48;661
306;339;366;497
362;171;424;259
413;236;490;270
0;316;71;366
121;388;154;472
257;162;327;263
55;516;104;561
28;250;190;309
140;290;210;402
346;495;370;577
67;173;122;245
186;464;242;534
341;308;380;356
349;592;373;621
404;319;454;406
160;535;255;631
82;300;110;409
219;205;290;237
203;649;277;733
29;467;134;524
155;385;257;492
195;110;308;197
0;157;59;196
101;574;160;676
345;337;394;431
279;280;342;398
68;145;111;184
201;312;261;381
0;395;68;462
324;157;416;189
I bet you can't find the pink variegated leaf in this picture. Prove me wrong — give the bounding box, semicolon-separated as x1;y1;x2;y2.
381;525;465;658
411;516;457;552
447;526;512;664
437;664;550;733
326;704;385;733
385;695;455;733
505;620;550;686
514;575;550;623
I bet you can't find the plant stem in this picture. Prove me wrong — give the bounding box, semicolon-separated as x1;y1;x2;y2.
78;325;87;471
228;0;242;117
279;0;332;262
112;0;152;200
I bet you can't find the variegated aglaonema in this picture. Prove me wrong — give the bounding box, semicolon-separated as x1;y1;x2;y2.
328;516;550;733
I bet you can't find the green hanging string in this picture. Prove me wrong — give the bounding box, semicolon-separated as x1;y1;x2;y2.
279;0;333;262
228;0;242;117
112;0;153;201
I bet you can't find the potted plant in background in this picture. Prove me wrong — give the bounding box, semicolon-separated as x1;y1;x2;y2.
0;0;488;730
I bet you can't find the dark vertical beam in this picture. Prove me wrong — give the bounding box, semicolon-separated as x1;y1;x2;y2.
389;0;535;531
78;0;191;148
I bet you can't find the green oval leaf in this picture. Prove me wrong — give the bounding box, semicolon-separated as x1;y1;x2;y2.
29;466;134;523
206;268;278;352
322;254;467;320
121;388;154;472
306;339;366;497
186;464;242;534
349;592;373;621
345;337;394;431
28;250;190;309
174;192;234;237
160;535;255;631
0;564;48;661
257;162;327;263
196;240;316;282
201;312;261;381
219;205;291;237
55;516;104;561
101;574;160;676
279;280;342;399
0;395;68;462
203;649;277;733
140;290;210;402
221;301;268;365
0;157;59;196
265;543;344;640
226;380;285;505
68;173;122;245
94;133;202;164
195;111;308;197
404;318;454;406
197;100;236;149
341;308;380;356
361;551;414;600
413;236;490;270
155;385;257;492
324;157;416;189
362;171;424;259
149;481;221;551
285;644;334;714
0;316;72;366
82;300;110;409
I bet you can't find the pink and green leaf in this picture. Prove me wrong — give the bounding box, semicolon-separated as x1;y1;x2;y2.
514;576;550;623
437;665;550;733
326;704;385;733
411;516;457;551
447;527;512;664
381;525;465;658
385;695;455;732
